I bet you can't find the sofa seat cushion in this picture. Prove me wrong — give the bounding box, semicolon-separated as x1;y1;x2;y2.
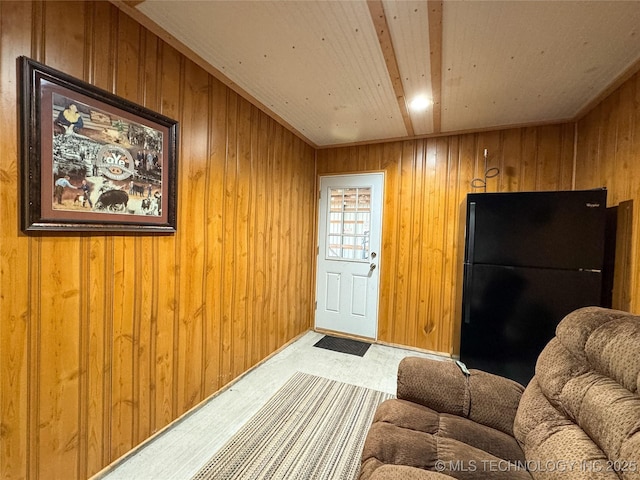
365;462;457;479
373;399;526;463
360;399;532;480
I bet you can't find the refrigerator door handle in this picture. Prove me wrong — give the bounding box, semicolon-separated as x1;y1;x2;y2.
462;264;473;324
465;202;476;263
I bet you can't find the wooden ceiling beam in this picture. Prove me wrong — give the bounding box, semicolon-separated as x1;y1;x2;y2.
427;0;443;134
367;0;415;137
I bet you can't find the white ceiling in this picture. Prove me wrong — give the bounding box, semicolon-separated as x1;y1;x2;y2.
126;0;640;148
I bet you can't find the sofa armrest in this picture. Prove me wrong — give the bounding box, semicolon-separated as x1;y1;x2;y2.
397;357;525;436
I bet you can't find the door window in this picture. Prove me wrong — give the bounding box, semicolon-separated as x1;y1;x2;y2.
326;187;371;261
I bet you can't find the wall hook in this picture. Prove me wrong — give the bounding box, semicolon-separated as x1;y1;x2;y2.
471;148;500;192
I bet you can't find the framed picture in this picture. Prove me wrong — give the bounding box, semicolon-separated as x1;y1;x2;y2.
19;56;178;233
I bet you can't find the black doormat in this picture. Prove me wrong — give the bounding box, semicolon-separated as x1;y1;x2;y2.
313;335;372;357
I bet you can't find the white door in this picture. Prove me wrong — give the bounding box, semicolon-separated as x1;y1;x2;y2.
315;173;384;339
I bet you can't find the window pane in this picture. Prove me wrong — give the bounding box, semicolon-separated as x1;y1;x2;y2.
330;189;344;209
329;211;342;234
344;188;358;211
344;235;369;260
357;190;371;210
356;212;370;235
327;235;342;258
326;186;372;261
343;212;356;234
342;236;356;259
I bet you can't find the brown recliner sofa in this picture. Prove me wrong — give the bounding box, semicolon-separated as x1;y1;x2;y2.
359;307;640;479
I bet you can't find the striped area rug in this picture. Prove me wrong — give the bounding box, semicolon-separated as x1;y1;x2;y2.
191;372;393;480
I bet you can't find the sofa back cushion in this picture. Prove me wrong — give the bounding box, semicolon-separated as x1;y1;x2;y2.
514;307;640;479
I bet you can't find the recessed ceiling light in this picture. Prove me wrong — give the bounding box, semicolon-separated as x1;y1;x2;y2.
409;96;433;112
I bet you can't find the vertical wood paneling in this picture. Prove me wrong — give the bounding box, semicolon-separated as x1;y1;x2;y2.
576;69;640;314
1;3;32;479
439;136;462;354
429;138;449;351
135;26;159;448
202;79;227;393
251;113;268;366
615;79;635;201
248;108;261;368
221;90;238;384
203;77;226;394
36;3;86;477
0;2;315;479
85;5;119;473
110;10;141;462
265;118;277;355
318;124;576;354
271;124;284;346
377;141;402;341
154;41;181;432
232;97;252;379
176;58;208;413
613;200;634;311
276;127;289;347
500;129;523;192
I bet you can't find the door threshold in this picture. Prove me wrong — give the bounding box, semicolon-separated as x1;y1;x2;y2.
314;327;376;343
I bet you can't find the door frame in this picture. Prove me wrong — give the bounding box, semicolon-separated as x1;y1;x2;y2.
313;172;385;340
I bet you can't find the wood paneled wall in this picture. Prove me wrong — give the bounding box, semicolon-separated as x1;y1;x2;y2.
576;69;640;314
0;2;315;479
317;125;577;355
2;2;638;480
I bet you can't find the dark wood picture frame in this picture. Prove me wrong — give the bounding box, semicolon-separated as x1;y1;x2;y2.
19;56;178;233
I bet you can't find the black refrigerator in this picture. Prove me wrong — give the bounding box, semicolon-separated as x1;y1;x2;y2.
460;189;607;386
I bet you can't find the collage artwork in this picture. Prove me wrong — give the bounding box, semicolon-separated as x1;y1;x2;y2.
51;92;165;218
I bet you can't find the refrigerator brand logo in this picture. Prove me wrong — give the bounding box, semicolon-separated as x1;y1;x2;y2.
586;203;600;208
